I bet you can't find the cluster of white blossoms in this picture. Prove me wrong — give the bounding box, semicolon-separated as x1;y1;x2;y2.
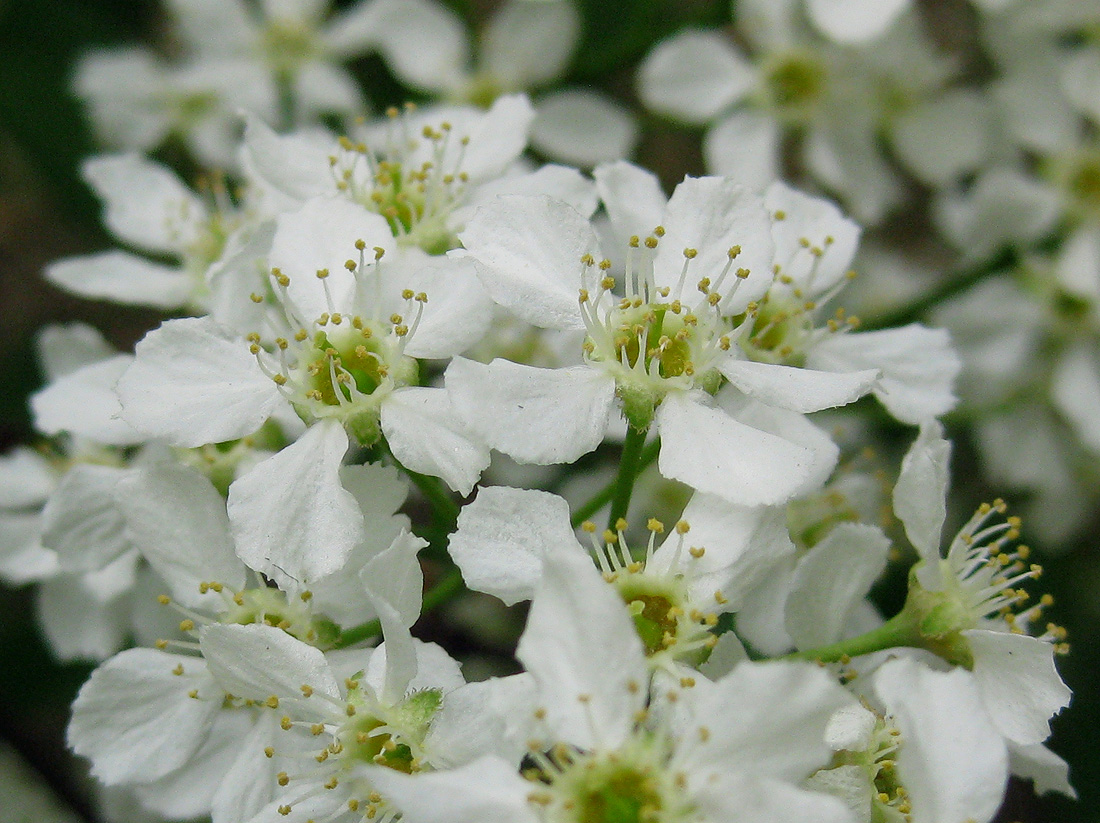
4;0;1090;820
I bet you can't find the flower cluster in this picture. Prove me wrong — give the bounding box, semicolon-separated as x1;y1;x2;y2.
1;0;1087;821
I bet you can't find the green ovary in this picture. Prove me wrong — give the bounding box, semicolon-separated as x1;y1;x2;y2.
220;588;338;649
765;54;825;117
576;768;663;823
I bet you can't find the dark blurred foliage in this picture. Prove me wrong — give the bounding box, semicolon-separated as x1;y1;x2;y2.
0;0;1095;821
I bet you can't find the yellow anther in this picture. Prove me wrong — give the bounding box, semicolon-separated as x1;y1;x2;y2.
683;248;697;259
689;546;705;559
647;518;664;533
179;619;195;632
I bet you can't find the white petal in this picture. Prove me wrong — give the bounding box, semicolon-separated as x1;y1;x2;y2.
131;708;253;820
530;89;639;168
0;446;57;508
448;94;536;184
651;493;794;611
764;180;861;294
593;160;668;247
115;464;246;607
35;322;115;382
1055;226;1100;304
163;0;256;55
200;623;341;702
651;176;775;314
41;465;131;572
118;317;286;448
965;629;1072;746
37;574;130;662
464;164;598;222
82;154;205;254
228;420;363;587
31;355;143;446
68;649;220;784
655;392;815;506
0;513;55;584
785;523;890;650
446;357;615;465
362;530;427;701
725;394;840;496
483;0;579;89
680;660;853;781
292;62;364;117
1051;342;1100;453
270;198;395;322
516;551;647;750
873;658;1008;823
693;773;857;823
1009;742;1076;799
806;0;910;43
703;110;782;190
717;359;877;413
459;194;599;330
638;29;755;122
44;251;193;309
390;254;495;360
892;90;994;187
448;486;587;605
1062;46;1100;123
892;420;949;579
241;116;334;204
322;0;384;56
424;674;538;769
372;0;469;92
380;386;490;496
365;756;538;823
211;712;282;823
808;325;960;424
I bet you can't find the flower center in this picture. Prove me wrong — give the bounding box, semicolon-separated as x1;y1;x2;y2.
248;248;426;444
578;238;747;428
581;519;719;666
764;52;825;119
904;500;1068;667
526;736;690;823
330;112;472;254
260;21;317;74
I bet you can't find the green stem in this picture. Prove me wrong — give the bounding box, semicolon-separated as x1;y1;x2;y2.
779;607;922;664
859;249;1012;331
334;567;466;649
383;442;460;530
607;424;651;530
333;616;381;649
571;438;661;527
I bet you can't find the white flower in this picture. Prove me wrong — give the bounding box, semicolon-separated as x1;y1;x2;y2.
118;196;492;496
367;550;858;823
637;5;953;222
891;421;1072;747
73;47;279;169
241;94;596;253
809;658;1010;823
449;174;901;504
446;485;795;669
368;0;638;166
46;154;247;312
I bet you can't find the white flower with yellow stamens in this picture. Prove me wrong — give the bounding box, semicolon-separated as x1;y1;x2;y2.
242;95;596;254
892;421;1072;747
447;175;881;505
45;154;249;312
366;550;858;823
446;485;794;671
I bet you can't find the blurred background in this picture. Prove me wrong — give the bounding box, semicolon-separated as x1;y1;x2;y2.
0;0;1095;820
